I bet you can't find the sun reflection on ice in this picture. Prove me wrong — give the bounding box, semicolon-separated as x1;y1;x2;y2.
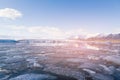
74;43;79;48
86;44;99;50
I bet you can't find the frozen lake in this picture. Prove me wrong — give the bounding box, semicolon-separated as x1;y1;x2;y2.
0;40;120;80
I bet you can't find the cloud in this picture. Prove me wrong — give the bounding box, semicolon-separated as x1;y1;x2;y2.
28;26;66;39
113;28;120;34
1;25;119;39
0;26;66;39
0;8;22;20
0;25;96;39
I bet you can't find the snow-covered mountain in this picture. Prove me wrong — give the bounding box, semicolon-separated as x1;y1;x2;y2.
87;33;120;40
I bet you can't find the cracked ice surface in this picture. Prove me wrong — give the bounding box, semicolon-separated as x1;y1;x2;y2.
0;40;120;80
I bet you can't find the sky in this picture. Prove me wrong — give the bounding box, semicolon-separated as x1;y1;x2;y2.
0;0;120;39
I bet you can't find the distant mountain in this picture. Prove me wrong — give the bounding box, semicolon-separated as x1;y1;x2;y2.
87;33;120;40
0;39;17;43
106;33;120;39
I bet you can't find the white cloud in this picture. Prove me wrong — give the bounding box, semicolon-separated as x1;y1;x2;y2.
1;25;119;39
28;26;66;39
0;26;66;39
0;25;96;39
0;8;22;20
113;28;120;34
